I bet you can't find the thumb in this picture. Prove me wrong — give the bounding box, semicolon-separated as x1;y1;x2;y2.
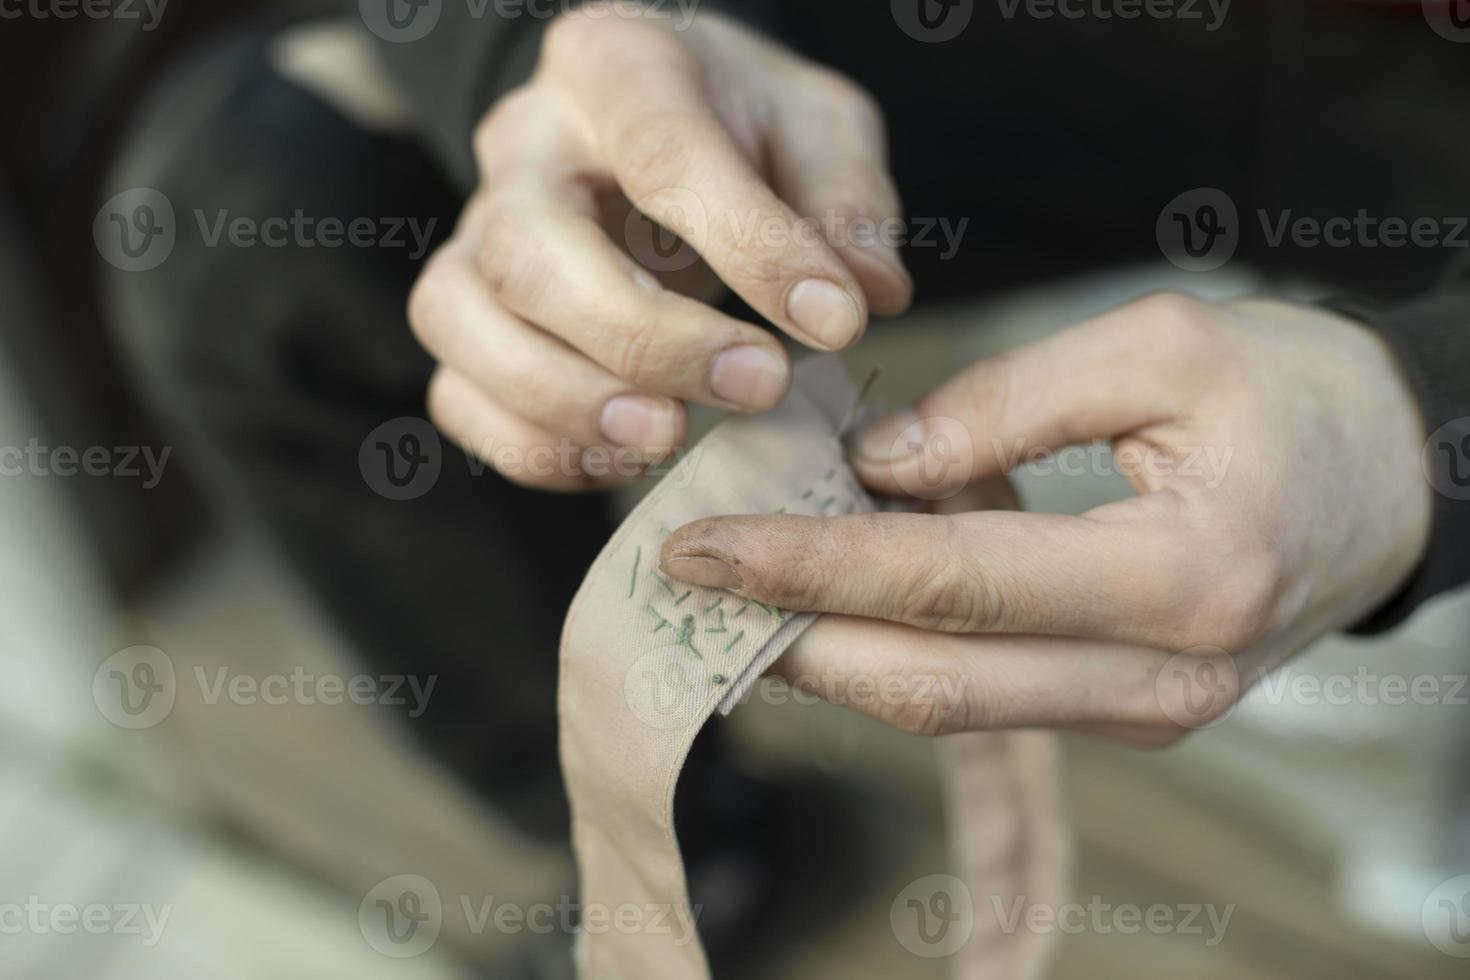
848;291;1204;499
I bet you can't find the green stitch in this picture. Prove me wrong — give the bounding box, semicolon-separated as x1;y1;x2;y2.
674;590;692;606
820;495;836;512
752;600;784;622
676;614;702;659
628;546;641;599
800;489;813;500
702;598;723;614
646;605;672;633
652;571;676;597
705;608;727;634
772;506;787;514
712;674;727;685
723;631;745;653
733;604;748;619
824;467;835;481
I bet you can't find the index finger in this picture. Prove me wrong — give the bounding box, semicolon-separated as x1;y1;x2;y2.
543;18;870;351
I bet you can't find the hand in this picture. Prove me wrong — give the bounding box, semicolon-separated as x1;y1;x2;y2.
409;4;911;490
660;293;1433;744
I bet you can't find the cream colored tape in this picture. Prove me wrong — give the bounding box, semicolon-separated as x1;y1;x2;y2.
558;356;1066;979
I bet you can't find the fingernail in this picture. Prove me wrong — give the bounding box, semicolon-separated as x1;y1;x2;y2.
660;556;742;591
600;394;677;448
855;409;923;463
710;345;789;410
786;278;863;349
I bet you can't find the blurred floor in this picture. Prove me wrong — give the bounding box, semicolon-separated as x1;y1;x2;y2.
2;265;1467;978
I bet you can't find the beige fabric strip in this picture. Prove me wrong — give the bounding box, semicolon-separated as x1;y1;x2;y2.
559;356;1067;979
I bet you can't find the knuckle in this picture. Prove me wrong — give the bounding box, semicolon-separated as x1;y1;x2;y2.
472;86;535;173
881;693;955;738
610;111;700;200
477;210;546;307
1173;528;1281;652
424;371;466;439
898;533;999;633
1134;290;1224;354
406;261;448;348
542;11;608;66
602;318;668;388
804;67;883;127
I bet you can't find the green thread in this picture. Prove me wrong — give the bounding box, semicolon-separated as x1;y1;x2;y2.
705;608;727;634
702;598;723;614
674;590;692;606
712;674;727;685
800;489;813;500
824;468;835;481
676;614;702;659
646;605;672;633
628;546;641;599
820;495;836;512
723;631;745;653
752;600;784;622
733;605;748;619
652;572;676;597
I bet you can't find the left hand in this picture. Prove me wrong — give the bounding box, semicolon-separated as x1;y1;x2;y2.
658;292;1433;744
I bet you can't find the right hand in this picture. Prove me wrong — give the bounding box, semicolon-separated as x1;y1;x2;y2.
409;4;912;490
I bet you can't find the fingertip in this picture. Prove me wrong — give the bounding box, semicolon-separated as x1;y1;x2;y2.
785;277;867;351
